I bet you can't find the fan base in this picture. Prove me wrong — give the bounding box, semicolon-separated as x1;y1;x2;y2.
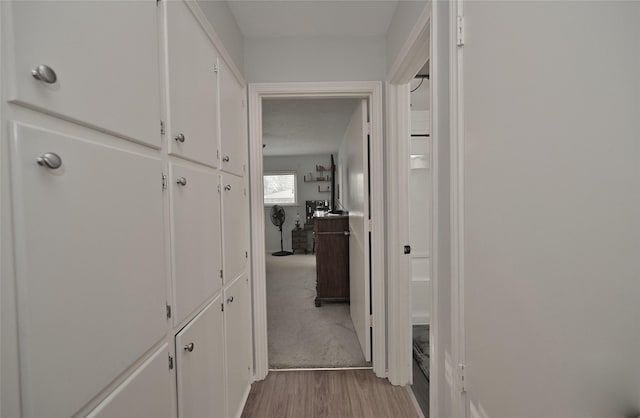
272;250;294;257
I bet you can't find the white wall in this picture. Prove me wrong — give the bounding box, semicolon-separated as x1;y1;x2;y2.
459;2;640;417
263;155;332;252
244;36;386;83
196;0;244;72
386;0;429;75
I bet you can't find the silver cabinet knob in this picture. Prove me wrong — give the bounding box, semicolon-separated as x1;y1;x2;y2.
184;342;194;352
31;64;57;84
36;152;62;169
176;177;187;186
223;155;230;162
224;185;231;191
226;296;234;303
174;133;185;143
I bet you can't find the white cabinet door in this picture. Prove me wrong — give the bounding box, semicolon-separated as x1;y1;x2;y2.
224;275;251;418
170;163;222;325
219;60;246;176
165;0;220;167
176;298;225;418
88;344;172;418
7;1;161;148
10;123;166;418
221;175;249;283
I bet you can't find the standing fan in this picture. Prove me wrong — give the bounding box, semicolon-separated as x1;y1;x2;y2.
270;205;293;256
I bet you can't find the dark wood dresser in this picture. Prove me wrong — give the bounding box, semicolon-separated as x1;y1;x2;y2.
314;215;349;307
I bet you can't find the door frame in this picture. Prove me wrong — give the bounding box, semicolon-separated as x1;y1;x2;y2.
248;81;385;380
385;0;442;415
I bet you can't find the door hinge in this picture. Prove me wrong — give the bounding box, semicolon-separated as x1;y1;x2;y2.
162;173;167;191
160;120;165;135
368;219;373;231
166;303;172;319
221;303;224;312
458;363;466;393
213;62;219;73
456;16;465;46
245;251;248;259
168;354;174;370
365;122;371;135
217;184;221;193
217;149;220;160
368;314;373;327
220;269;223;279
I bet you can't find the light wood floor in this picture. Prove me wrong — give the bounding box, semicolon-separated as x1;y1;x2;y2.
241;370;421;418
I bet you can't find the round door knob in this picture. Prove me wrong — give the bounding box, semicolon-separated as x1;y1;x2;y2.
223;155;230;162
224;185;231;191
176;177;187;186
174;133;185;143
184;342;194;352
36;152;62;169
31;64;57;84
226;296;234;303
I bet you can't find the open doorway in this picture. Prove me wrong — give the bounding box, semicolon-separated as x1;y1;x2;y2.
248;82;385;380
409;60;431;416
261;98;370;369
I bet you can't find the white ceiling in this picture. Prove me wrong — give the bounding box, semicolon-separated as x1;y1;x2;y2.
227;1;398;38
262;99;360;156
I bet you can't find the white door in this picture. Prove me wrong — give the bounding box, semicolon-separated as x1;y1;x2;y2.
224;274;252;418
169;163;222;325
346;99;371;361
7;1;161;147
457;2;640;417
88;344;172;418
219;59;247;176
10;123;167;418
221;174;249;283
164;0;220;167
176;298;225;418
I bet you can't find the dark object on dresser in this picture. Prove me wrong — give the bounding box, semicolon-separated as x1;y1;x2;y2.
291;223;308;254
314;215;349;307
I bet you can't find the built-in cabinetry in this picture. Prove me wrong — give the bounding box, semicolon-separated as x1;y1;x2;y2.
1;1;252;417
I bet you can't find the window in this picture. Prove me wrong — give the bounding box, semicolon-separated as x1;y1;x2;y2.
263;172;297;206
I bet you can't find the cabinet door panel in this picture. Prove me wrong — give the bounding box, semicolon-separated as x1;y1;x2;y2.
165;0;220;167
10;123;166;418
170;163;221;324
221;175;249;283
219;60;246;176
7;1;161;147
224;275;251;418
176;298;225;418
88;344;172;418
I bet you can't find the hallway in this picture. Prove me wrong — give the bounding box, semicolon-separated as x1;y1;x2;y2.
241;370;421;418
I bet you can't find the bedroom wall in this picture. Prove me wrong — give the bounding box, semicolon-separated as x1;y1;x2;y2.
244;36;386;83
263;154;333;252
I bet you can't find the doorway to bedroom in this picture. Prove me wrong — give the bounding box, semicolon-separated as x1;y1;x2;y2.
261;97;371;369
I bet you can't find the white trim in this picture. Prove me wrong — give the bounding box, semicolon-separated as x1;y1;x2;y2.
385;0;436;391
184;1;246;87
248;81;386;380
450;0;467;416
385;81;411;386
388;2;432;84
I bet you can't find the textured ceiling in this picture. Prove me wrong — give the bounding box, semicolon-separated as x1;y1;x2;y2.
262;99;360;157
227;1;398;38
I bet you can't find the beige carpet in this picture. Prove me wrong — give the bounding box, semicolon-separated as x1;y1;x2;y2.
266;253;369;368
